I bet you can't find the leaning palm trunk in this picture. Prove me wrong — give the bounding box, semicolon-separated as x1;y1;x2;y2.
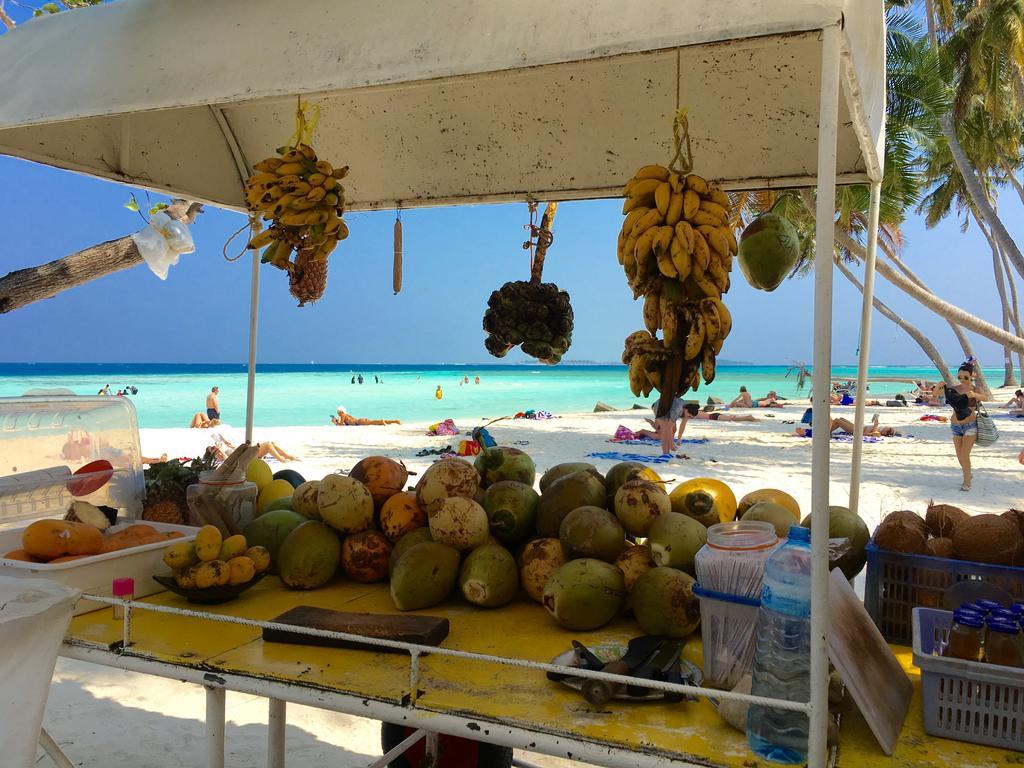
974;210;1020;386
924;0;1024;281
834;259;952;383
798;191;1024;355
999;243;1024;377
879;241;994;397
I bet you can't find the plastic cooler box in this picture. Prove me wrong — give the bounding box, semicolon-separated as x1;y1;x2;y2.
865;541;1024;645
693;584;760;689
913;607;1024;751
0;396;197;614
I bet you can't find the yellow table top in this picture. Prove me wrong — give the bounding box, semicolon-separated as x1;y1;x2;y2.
65;577;1016;768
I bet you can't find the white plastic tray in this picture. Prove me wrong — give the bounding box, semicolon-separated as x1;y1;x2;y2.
0;521;197;615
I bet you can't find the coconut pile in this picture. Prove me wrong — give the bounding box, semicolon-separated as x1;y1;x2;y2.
872;503;1024;565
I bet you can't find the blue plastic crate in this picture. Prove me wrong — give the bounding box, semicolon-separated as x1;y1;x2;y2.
913;608;1024;751
865;542;1024;645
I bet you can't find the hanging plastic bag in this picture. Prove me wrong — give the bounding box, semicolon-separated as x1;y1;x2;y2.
131;211;195;280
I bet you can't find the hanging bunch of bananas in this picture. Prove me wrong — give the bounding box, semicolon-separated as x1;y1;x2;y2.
243;143;349;305
617;163;737;398
483;280;573;364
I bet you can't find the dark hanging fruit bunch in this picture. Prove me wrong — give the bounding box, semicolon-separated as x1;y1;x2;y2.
482;203;573;365
483;280;573;364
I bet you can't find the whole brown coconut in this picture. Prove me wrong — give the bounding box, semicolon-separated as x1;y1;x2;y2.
925;503;969;538
881;510;929;538
350;456;409;511
952;514;1024;565
341;530;394;582
873;519;927;555
924;537;954;559
1003;509;1024;539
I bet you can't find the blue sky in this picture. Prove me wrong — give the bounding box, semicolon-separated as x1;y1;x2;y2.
2;153;1021;369
1;3;1022;370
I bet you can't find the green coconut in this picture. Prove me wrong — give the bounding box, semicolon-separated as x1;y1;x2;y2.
536;470;607;537
542;558;625;631
800;505;870;580
539;462;600;493
474;446;536;488
646;512;707;575
458;544;519;608
483;481;539;545
604;461;661;508
631;567;701;638
737;207;800;292
559;505;626;562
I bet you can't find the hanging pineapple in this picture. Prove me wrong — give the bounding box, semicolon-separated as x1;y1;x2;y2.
243;102;350;306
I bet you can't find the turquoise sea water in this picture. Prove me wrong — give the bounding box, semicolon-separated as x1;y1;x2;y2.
0;363;1001;429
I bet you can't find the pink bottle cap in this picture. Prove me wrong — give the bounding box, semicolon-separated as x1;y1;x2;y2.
112;577;135;597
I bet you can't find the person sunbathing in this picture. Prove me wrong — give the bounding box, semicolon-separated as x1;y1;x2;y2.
212;434;297;462
330;406;401;427
794;414;897;438
757;391;783;407
729;387;753;407
190;412;220;429
1004;389;1024;416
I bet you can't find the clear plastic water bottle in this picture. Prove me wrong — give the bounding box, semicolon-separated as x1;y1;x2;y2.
746;525;812;764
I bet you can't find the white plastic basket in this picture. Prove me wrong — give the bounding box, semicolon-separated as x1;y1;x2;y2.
913;607;1024;751
694;584;760;690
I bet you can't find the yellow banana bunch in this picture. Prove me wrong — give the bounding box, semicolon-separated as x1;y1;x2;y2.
617;160;740;401
243;142;349;280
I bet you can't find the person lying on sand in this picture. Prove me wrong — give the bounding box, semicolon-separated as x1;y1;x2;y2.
730;387;753;407
794;414;898;438
634;402;759;452
330;405;401;427
190;412;220;429
757;391;783;408
211;434;297;463
1004;389;1024;415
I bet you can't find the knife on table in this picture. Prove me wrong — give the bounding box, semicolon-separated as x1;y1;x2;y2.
546;640;605;682
580;635;665;708
625;639;683;698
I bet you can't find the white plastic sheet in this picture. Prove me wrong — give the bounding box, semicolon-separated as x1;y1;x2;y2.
0;576;80;768
130;211;195;280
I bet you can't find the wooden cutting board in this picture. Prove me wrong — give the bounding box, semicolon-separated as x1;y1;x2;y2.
262;606;449;652
828;569;911;755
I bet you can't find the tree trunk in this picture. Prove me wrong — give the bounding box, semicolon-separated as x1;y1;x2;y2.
0;200;203;315
834;258;952;382
1005;168;1024;209
1000;242;1024;379
924;0;1024;281
0;237;141;314
973;210;1019;386
799;191;1024;354
878;239;993;396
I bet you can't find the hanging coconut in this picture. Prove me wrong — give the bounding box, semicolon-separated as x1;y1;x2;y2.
482;202;574;365
736;198;800;292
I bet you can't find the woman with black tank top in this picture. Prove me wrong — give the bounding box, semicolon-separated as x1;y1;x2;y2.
945;361;986;491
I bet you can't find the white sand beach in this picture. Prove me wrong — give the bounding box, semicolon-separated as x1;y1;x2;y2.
38;396;1024;767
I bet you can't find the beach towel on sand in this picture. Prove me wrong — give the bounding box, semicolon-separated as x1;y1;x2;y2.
610;426;707;445
796;433;912;443
586;451;672;464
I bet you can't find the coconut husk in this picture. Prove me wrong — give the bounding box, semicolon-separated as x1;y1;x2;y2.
1003;509;1024;539
880;510;928;538
873;519;927;555
925;503;969;538
952;514;1024;565
924;537;954;559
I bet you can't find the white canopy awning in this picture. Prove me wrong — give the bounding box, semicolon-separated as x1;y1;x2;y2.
0;0;884;211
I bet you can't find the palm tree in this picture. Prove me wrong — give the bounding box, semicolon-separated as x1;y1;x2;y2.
916;107;1022;385
923;0;1024;281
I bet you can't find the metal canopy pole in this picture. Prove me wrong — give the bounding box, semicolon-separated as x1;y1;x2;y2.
848;182;882;517
807;23;841;768
245;251;259;443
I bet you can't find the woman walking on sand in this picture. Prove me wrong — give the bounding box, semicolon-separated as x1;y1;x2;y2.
945;361;987;491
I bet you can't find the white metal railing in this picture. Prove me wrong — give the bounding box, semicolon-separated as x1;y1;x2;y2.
80;593;811;714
